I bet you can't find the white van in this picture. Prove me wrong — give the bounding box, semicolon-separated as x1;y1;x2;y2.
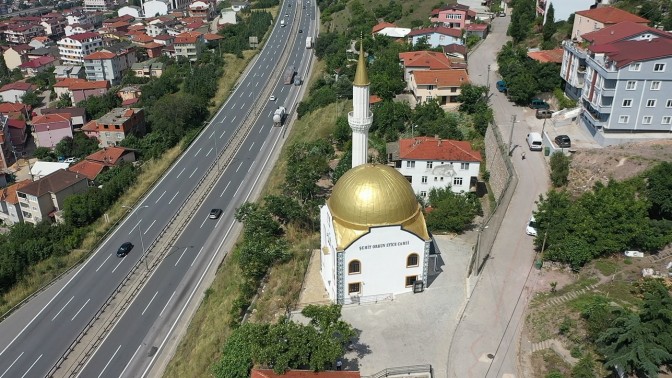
526;132;543;151
280;19;286;27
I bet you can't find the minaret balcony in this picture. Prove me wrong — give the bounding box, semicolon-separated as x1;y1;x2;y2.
348;111;373;130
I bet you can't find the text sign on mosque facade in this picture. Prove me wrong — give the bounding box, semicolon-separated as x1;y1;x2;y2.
359;240;411;251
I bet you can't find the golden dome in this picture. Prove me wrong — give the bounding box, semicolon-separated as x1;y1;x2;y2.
327;164;430;249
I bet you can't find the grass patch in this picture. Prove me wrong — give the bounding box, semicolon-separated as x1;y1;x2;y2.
598;280;641;307
553;276;599;296
208;51;258;113
530;349;572;378
0;145;183;315
593;259;619;276
325;0;449;31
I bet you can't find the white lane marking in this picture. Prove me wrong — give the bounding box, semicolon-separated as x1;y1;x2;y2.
141;291;159;315
199;216;208;229
256;82;259;87
280;86;285;93
111;259;124;273
176;167;185;178
71;298;90;321
240;103;244;109
206;147;213;157
119;344;142;378
220;181;231;197
246;81;250;87
96;254;112;272
233;184;241;198
168;191;179;205
159;291;176;317
143;219;156;234
220;130;226;138
236;161;244;172
209;130;215;138
129;220;141;235
188;168;198;179
231;115;236;123
51;296;75;321
0;352;23;378
262;140;267;149
174;247;188;266
194;147;202;157
259;125;264;134
248;162;254;172
190;246;204;267
249;92;252;98
249;141;255;151
155;190;166;204
20;354;41;378
221;116;227;122
97;344;121;378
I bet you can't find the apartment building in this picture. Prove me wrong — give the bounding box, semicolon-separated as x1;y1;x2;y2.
82;108;145;147
571;6;648;42
174;31;204;61
83;44;137;85
4;24;45;44
58;32;104;65
386;136;481;198
16;169;89;224
428;3;473;29
408;69;469;109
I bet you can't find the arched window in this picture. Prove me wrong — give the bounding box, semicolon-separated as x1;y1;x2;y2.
407;253;419;268
348;260;361;274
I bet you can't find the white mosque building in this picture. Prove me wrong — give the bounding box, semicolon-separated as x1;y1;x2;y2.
319;42;433;305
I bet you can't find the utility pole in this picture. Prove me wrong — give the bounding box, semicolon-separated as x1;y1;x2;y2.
508;115;516;156
486;64;491;90
123;205;150;270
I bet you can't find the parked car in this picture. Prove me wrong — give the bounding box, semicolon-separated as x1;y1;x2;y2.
209;208;223;219
63;157;78;164
526;216;537;237
117;242;134;257
529;98;550;109
554;135;571;148
498;11;506;17
269;95;276;101
496;80;507;93
624;250;644;258
535;109;553;119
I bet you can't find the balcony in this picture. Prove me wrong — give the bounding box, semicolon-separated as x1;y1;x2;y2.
577;65;586;73
582;101;610;127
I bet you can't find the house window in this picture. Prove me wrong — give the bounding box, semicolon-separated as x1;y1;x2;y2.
421;176;428;184
460;163;469;170
453;177;463;186
426;161;433;169
654;63;666;72
406;161;415;168
646;99;656;107
426;96;433;101
622;99;632;107
117;133;123;139
348;282;361;294
405;276;417;287
618;115;629;123
662;116;672;125
407;253;419;267
643;116;653;124
667;99;672;108
348;260;361;274
651;81;661;90
625;81;636;90
629;63;641;71
420;191;427;197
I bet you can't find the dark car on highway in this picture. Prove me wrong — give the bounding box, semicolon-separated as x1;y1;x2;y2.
209;208;223;219
117;242;134;257
555;135;571;148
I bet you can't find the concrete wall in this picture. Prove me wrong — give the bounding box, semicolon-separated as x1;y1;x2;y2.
484;124;509;201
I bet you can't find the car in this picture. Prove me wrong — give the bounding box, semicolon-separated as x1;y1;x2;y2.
209;208;223;219
302;5;305;8
269;95;276;101
63;157;78;164
529;98;550;109
498;11;506;17
299;29;303;33
535;109;553;119
526;216;538;237
117;242;134;257
496;80;507;93
554;135;571;148
624;250;644;258
285;13;289;17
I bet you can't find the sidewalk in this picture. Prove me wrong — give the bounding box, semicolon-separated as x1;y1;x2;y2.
447;15;551;378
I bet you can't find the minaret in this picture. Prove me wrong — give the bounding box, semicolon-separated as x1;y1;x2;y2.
349;38;373;168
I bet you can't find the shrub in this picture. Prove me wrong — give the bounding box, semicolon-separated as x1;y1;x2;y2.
549;151;570;187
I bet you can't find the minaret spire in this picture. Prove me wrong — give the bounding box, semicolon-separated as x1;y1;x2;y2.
349;35;373;168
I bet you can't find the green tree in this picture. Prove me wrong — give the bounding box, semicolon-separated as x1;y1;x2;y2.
332;149;351;184
456;83;488;114
79;91;122;119
369;48;406;100
549;151;570;187
54;133;99;159
425;188;481;233
542;3;557;41
21;90;41;108
56;93;72;108
545;372;565;378
645;162;672;219
370;100;410;141
333;115;351;149
33;147;56;161
571;355;595;378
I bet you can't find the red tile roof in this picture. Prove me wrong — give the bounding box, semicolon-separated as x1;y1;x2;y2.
372;22;396;34
133;33;154;43
581;21;672;45
175;31;202;44
19;55;56;69
86;146;132;165
54;78;88;88
399;51;452;70
0;180;32;205
32;113;71;125
0;102;29;114
526;48;564;63
7;44;33;53
399;136;481;162
0;82;37;92
575;6;649;25
369;94;382;104
84;51;117;60
589;37;672;68
465;23;487;31
68;160;106;180
69;81;110;90
154;34;174;40
412;69;469;87
251;370;360;378
6;118;26;129
407;26;462;38
67;32;101;41
121;98;140;106
203;33;223;41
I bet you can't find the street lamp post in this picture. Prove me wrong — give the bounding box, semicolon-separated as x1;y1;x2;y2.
123;205;149;269
508;115;517;156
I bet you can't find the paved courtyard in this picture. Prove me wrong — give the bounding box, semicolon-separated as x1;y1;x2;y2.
296;233;475;376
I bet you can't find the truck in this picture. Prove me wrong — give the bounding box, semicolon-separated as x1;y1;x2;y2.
283;65;296;85
280;19;286;27
273;107;286;127
305;36;313;49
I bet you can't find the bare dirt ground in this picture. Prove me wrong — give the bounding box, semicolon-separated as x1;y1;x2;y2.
566;140;672;197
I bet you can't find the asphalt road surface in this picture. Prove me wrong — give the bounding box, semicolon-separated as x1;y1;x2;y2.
0;2;316;377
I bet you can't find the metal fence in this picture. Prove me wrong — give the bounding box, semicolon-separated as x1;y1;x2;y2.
363;364;433;378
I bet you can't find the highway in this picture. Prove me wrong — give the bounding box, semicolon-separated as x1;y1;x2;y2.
0;1;316;377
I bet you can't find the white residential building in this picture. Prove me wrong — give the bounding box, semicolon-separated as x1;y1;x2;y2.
58;32;104;65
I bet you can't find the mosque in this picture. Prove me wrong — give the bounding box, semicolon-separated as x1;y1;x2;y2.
319;42;433;305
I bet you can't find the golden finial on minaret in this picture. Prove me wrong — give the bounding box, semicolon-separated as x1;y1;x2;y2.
353;33;369;86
